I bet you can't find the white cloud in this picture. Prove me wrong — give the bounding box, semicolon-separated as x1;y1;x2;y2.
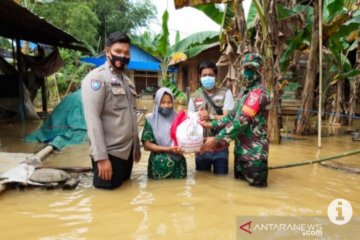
140;0;252;44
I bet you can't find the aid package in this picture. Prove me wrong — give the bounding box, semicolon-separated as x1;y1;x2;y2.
170;110;203;153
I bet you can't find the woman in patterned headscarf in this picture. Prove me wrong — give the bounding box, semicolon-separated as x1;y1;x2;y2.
141;87;187;179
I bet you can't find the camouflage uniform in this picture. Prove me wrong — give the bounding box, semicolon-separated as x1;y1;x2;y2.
211;53;270;187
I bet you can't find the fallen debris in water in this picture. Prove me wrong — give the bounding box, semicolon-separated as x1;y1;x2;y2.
320;161;360;174
35;166;92;173
352;130;360;141
30;168;69;184
62;178;81;190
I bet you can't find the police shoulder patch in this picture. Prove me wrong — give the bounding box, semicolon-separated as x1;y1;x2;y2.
91;79;102;91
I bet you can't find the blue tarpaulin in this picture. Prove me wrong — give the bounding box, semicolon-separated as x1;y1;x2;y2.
81;45;177;72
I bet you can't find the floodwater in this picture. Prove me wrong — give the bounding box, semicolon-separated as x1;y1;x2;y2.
0;105;359;239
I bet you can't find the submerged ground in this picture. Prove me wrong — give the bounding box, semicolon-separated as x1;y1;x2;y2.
0;118;359;239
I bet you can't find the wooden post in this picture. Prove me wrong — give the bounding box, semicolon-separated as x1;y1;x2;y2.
318;0;323;148
186;86;190;106
0;145;55;194
15;39;26;122
0;183;6;194
41;77;48;113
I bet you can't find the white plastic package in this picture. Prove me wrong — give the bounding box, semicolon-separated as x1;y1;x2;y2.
176;112;204;153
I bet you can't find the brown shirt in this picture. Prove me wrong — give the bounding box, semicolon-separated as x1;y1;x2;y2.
81;61;139;161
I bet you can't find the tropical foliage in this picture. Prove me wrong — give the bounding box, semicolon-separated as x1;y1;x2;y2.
130;10;220;101
177;0;360;141
2;0;157;98
20;0;156;51
277;0;360;132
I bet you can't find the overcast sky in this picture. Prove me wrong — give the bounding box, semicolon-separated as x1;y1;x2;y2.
144;0;252;44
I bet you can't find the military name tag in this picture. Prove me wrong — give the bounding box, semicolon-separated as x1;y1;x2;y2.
111;86;125;95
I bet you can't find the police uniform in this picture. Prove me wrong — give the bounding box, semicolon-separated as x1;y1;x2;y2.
190;87;232;174
81;61;140;189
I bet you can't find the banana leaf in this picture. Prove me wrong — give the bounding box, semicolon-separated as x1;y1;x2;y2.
323;0;346;23
246;1;257;29
185;43;219;58
157;10;170;57
279;28;311;71
172;31;219;53
195;4;224;25
174;0;233;9
341;69;360;78
162;79;187;102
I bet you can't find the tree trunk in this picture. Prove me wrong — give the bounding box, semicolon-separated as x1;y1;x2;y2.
160;60;169;86
348;80;358;126
333;79;344;124
263;0;281;144
235;0;251;52
296;0;320;135
348;42;360;126
220;0;251;97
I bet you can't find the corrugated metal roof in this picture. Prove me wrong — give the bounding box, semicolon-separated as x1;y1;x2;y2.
0;0;87;52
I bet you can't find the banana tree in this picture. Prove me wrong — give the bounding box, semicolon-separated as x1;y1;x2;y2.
278;0;360;132
196;1;251;97
174;0;233;9
328;39;360;124
183;0;290;144
131;10;219;101
350;42;360;125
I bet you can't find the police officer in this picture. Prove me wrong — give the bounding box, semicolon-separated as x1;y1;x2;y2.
188;60;234;174
200;53;270;187
81;32;141;189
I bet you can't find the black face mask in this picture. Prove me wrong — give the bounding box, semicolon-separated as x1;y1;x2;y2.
109;53;130;71
158;107;173;117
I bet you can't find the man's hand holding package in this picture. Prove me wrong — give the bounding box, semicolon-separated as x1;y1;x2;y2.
200;137;217;153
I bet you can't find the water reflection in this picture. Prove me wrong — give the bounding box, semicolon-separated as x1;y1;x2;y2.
1;116;360;239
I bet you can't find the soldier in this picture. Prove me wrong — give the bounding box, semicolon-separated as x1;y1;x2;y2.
188;60;234;175
200;53;270;187
81;32;141;189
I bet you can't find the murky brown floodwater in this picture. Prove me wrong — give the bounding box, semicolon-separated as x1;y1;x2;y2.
0;102;359;239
